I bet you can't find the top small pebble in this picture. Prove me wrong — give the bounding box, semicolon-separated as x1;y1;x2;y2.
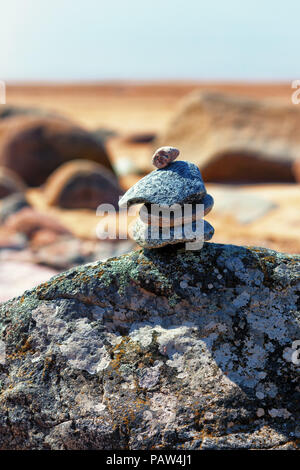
152;146;180;169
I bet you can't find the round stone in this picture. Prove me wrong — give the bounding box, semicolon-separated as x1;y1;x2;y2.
152;146;180;169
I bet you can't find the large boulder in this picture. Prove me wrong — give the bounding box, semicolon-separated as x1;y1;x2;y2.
0;116;114;186
0;243;299;450
292;160;300;183
156;92;300;183
44;160;122;210
0;167;26;199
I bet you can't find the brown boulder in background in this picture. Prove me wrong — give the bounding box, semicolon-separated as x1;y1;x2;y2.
44;159;122;210
292;160;300;183
0;166;26;199
156;91;300;183
0;116;114;186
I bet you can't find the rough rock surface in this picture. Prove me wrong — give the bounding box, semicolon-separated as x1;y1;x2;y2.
119;161;206;208
156;92;300;183
139;193;214;227
0;116;113;186
133;218;214;248
44;160;122;210
0;243;299;450
30;238;134;271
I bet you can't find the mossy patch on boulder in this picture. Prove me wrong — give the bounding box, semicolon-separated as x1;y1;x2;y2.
0;242;299;449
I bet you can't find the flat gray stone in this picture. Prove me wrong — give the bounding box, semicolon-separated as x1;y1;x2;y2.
132;217;214;248
119;161;206;208
139;193;214;227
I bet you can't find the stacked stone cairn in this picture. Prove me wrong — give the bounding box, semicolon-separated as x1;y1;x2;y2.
118;147;215;249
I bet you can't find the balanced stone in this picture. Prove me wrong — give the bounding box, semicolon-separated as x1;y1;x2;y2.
139;193;214;227
119;160;206;208
119;150;215;249
152;146;180;169
132;217;214;249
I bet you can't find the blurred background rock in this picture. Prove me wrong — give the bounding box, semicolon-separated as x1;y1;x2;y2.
0;84;299;301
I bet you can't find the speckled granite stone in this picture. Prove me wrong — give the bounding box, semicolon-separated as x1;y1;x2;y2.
139;193;214;227
132;217;214;248
118;161;206;208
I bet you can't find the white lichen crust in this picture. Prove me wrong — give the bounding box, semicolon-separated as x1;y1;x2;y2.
0;243;299;449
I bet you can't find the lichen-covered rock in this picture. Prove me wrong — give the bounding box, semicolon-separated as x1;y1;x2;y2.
0;243;299;450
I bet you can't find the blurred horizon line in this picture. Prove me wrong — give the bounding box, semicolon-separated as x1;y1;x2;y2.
4;79;293;87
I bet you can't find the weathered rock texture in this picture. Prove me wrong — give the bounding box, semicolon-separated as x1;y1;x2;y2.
0;116;113;186
0;243;299;450
44;160;122;210
119;161;206;208
156;92;300;183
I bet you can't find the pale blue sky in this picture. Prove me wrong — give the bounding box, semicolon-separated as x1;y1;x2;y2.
0;0;299;81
